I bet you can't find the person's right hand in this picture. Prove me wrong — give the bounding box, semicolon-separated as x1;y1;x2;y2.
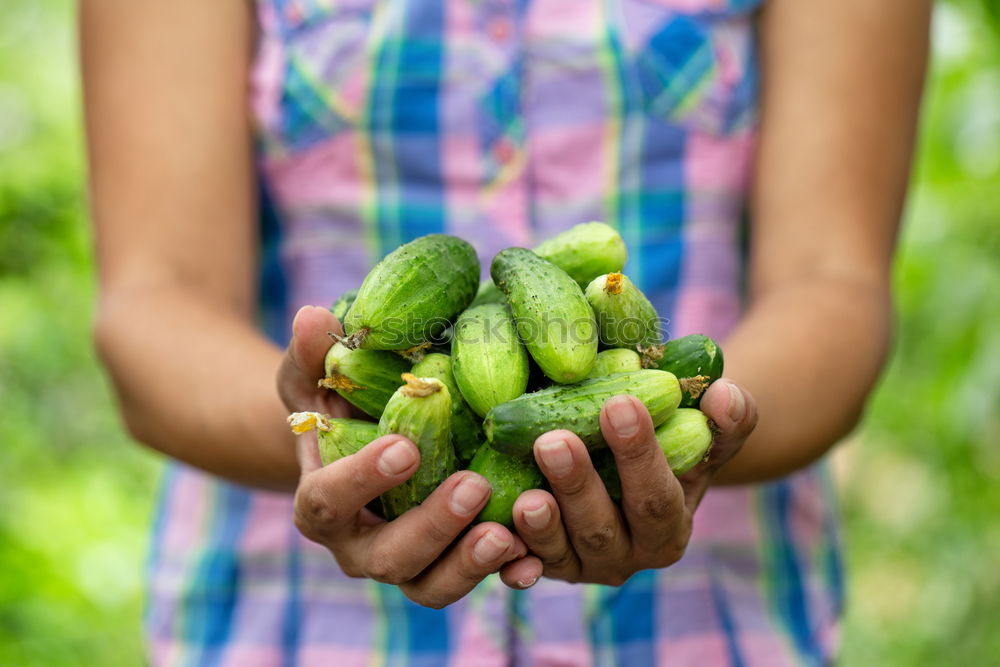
278;306;543;608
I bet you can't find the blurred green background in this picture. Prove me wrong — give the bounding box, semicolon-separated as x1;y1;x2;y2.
1;1;997;664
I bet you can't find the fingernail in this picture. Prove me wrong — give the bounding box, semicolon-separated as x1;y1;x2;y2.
451;475;491;516
537;439;574;478
291;306;311;337
377;441;417;476
473;530;511;564
607;397;640;437
517;576;539;589
727;383;746;422
522;503;551;531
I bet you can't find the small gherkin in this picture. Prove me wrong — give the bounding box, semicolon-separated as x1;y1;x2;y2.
411;353;484;465
452;304;530;417
287;412;378;465
586;348;643;379
319;342;410;419
378;374;457;519
468;443;545;527
344;235;479;350
585;273;662;352
484;369;682;458
491;248;598;384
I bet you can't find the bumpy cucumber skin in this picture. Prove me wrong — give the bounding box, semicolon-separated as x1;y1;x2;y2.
655;408;713;474
345;235;480;350
468;443;545;527
470;280;505;307
492;248;597;384
654;334;725;407
378;377;457;519
587;348;643;379
411;353;483;465
323;343;411;419
330;289;359;322
452;304;530;418
585;273;661;349
484;369;681;458
317;418;379;466
533;222;628;286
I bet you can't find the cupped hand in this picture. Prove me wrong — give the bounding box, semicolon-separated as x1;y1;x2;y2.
279;306;543;607
502;381;757;587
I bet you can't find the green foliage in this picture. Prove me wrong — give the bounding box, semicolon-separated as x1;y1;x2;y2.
0;0;997;665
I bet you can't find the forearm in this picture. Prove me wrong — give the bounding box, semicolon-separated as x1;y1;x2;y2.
712;275;891;484
96;286;299;491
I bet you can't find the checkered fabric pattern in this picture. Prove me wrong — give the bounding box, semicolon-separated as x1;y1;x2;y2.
144;1;843;664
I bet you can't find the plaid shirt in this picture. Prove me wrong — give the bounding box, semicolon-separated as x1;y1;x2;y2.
145;1;843;664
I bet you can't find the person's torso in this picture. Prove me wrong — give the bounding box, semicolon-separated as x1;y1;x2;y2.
145;2;843;665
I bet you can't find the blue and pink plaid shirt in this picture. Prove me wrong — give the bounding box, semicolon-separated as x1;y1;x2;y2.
145;1;843;664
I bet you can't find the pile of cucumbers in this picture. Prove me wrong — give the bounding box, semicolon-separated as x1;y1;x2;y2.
289;223;725;525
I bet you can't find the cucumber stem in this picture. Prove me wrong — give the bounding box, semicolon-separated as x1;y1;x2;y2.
397;341;432;363
399;373;443;398
678;375;710;400
637;343;664;368
604;272;624;295
340;327;370;350
318;371;365;392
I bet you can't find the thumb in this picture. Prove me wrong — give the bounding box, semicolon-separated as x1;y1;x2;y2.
278;305;343;410
677;379;757;509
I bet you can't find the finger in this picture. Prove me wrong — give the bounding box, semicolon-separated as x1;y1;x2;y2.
512;489;581;581
683;379;758;507
278;305;344;411
532;431;630;566
600;395;686;554
499;554;544;590
293;435;419;543
359;471;493;584
401;522;527;609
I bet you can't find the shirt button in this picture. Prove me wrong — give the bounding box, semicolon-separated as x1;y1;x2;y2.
488;16;512;42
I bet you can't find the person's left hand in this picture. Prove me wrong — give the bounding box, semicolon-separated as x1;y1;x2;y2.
498;380;757;587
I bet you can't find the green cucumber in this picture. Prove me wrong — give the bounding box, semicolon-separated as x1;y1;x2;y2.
587;348;643;379
653;334;724;407
344;235;479;350
320;342;410;419
484;369;681;458
533;222;628;286
411;352;484;464
655;408;714;474
470;279;505;307
287;412;378;465
468;443;545;527
491;248;598;384
452;304;530;417
378;374;457;519
330;289;359;322
585;273;661;351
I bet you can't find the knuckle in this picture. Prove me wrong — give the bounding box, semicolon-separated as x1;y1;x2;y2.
577;525;616;554
421;516;456;546
553;473;590;498
543;549;577;574
364;546;407;585
637;492;674;522
294;483;340;532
